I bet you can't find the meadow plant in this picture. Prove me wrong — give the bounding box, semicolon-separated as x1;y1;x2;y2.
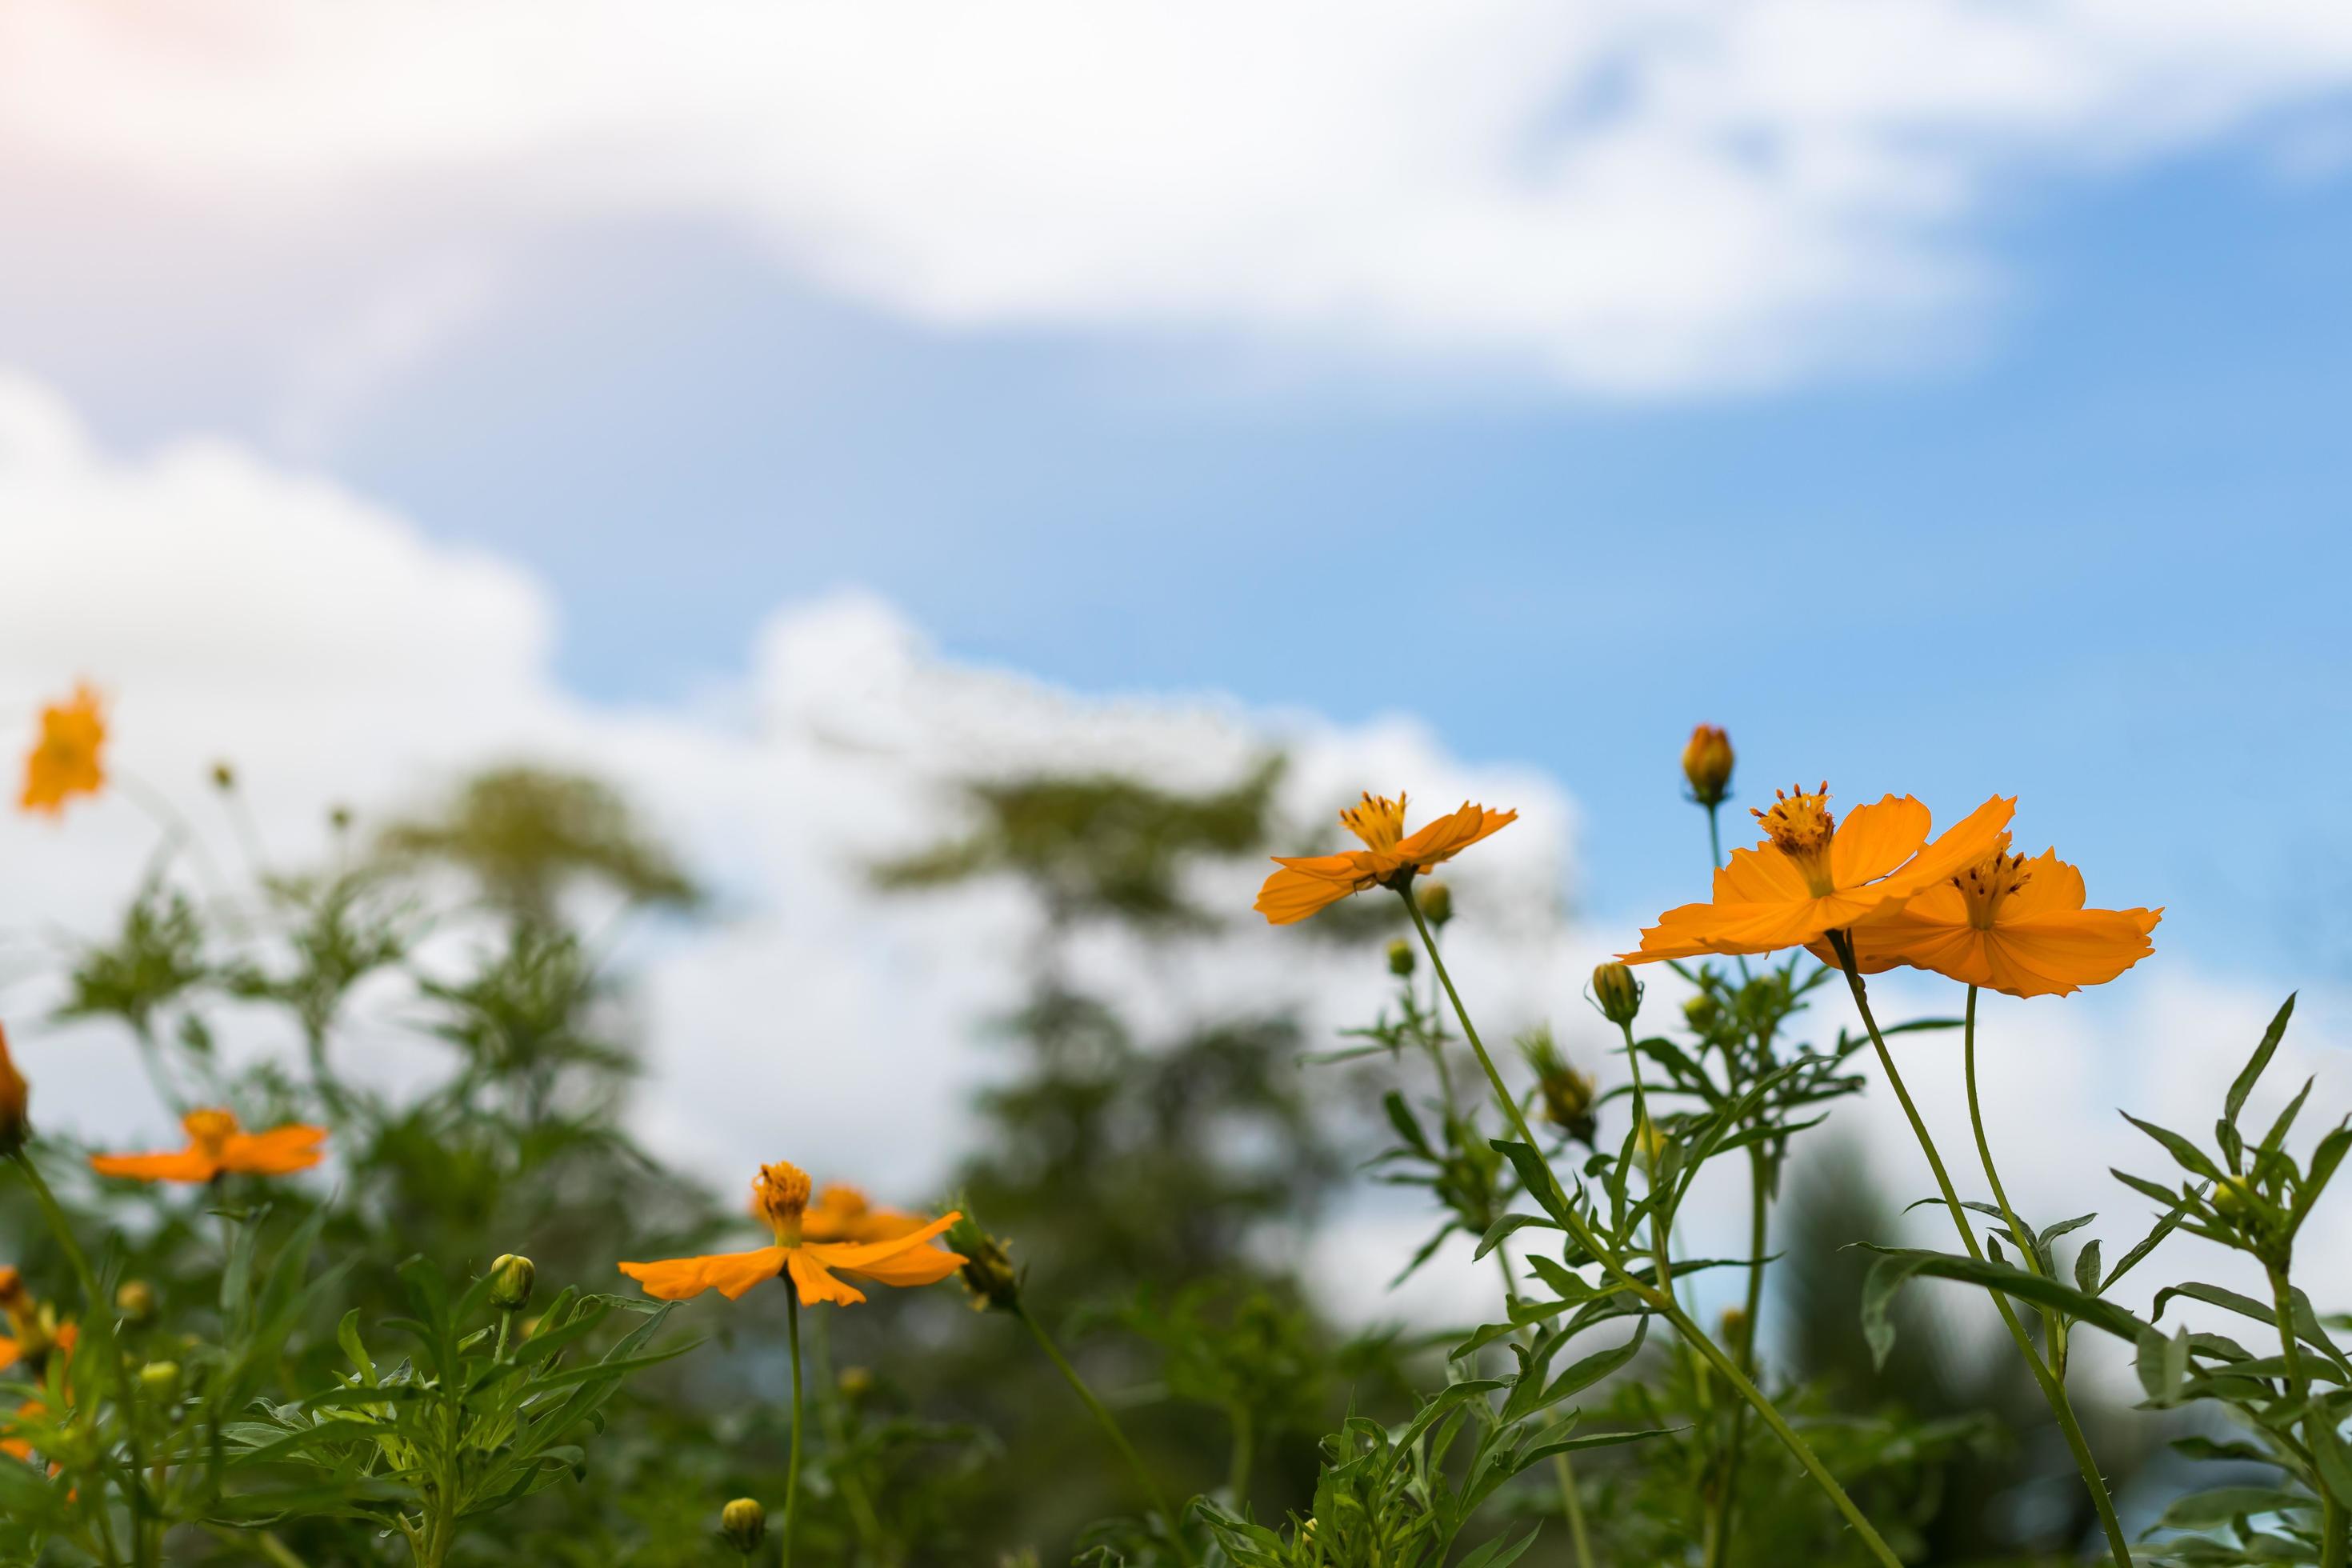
2;682;2349;1566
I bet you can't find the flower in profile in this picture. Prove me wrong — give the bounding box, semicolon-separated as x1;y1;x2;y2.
0;1272;72;1378
1254;793;1515;926
20;685;107;817
801;1183;928;1245
621;1161;965;1307
1807;839;2159;998
1622;785;2014;963
89;1109;326;1184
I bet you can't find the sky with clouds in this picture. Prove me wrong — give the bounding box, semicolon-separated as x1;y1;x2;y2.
3;1;2351;1334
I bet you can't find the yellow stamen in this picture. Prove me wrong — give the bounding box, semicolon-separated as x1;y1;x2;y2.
754;1161;814;1245
1753;782;1837;895
1951;839;2030;930
183;1109;238;1157
1339;792;1409;854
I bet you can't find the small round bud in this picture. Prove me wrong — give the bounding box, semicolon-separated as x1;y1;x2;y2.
1519;1026;1597;1146
720;1498;767;1554
486;1254;535;1311
116;1280;158;1326
1418;881;1454;927
0;1021;29;1159
328;804;354;833
1682;993;1721;1033
948;1213;1021;1312
1386;939;1417;978
838;1365;874;1399
210;761;237;791
1592;962;1643;1027
1682;725;1735;808
138;1360;182;1403
2213;1174;2258;1220
1718;1306;1750;1359
1634;1118;1668;1177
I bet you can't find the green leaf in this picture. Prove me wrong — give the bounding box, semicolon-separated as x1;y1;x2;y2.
2122;1112;2223;1182
2074;1238;2102;1297
2158;1486;2310;1529
1858;1246;2153;1357
2225;994;2298;1131
1385;1091;1434;1157
2104;1193;2197;1293
1539;1319;1649;1406
1474;1211;1558;1262
1490;1140;1574;1230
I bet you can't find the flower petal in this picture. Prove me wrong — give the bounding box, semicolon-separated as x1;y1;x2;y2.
786;1249;868;1306
1876;795;2017;901
89;1150;220;1184
618;1246;790;1302
226;1125;328;1176
1828;795;1930;889
1254;866;1362;925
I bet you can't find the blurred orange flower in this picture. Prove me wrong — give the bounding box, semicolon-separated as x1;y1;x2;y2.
1806;839;2160;998
20;685;106;816
89;1109;326;1184
1623;785;2014;963
802;1184;927;1245
1254;792;1516;926
622;1160;964;1307
0;1022;26;1157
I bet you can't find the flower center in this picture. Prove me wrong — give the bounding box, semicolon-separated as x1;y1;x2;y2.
1951;841;2030;930
754;1161;814;1245
1752;783;1838;895
183;1109;239;1157
1339;792;1409;854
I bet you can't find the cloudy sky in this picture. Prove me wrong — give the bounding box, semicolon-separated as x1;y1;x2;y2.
3;1;2351;1332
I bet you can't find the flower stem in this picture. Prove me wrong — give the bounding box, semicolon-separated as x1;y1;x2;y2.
1016;1301;1197;1568
2266;1262;2349;1568
782;1290;803;1568
1704;1147;1770;1568
1830;936;2131;1567
1498;1243;1593;1568
1403;889;1902;1568
1962;988;2064;1360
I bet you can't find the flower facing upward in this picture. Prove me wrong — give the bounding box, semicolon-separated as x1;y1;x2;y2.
1623;785;2014;963
1254;793;1516;926
1806;838;2160;998
20;686;107;817
89;1109;327;1184
620;1161;966;1307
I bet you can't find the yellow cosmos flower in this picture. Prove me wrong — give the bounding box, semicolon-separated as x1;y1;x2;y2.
1623;785;2014;963
1254;792;1515;926
20;685;106;817
621;1161;965;1307
1806;838;2160;998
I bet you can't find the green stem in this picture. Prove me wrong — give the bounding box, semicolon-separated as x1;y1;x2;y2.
1403;888;1902;1568
1016;1301;1198;1568
1706;1147;1770;1568
1622;1018;1710;1407
783;1290;803;1568
2267;1262;2348;1568
1962;988;2065;1362
1498;1245;1593;1568
1226;1403;1253;1504
1830;936;2132;1568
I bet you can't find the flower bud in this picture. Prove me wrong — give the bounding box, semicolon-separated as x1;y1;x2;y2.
210;761;237;791
1682;725;1734;808
115;1280;158;1326
1592;962;1642;1027
486;1254;535;1311
1386;939;1416;978
1418;881;1454;928
1519;1026;1596;1146
946;1211;1020;1312
719;1497;766;1554
838;1364;874;1399
138;1360;182;1403
1682;993;1721;1033
1718;1306;1750;1359
1634;1118;1668;1177
328;804;354;833
0;1020;29;1158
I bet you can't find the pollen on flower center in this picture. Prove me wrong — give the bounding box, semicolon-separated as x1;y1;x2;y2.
1952;842;2031;930
1753;783;1837;894
183;1109;238;1155
1338;792;1409;854
754;1161;814;1244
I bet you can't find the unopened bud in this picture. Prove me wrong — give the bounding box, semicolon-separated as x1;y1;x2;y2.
138;1360;182;1403
1418;881;1453;927
1682;725;1735;808
116;1280;158;1326
2214;1174;2260;1222
1683;993;1721;1033
1635;1118;1668;1177
1592;962;1642;1027
1519;1026;1597;1146
946;1211;1020;1312
0;1020;29;1158
486;1254;535;1311
1718;1306;1750;1359
328;804;354;833
720;1498;766;1554
210;761;237;791
1386;939;1416;978
838;1365;874;1399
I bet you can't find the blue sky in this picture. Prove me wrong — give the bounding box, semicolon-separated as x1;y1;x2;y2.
5;6;2350;991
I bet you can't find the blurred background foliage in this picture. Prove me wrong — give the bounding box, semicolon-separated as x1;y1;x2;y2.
0;754;2189;1565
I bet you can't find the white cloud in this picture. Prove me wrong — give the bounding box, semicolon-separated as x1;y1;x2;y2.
3;369;2346;1344
4;1;2350;394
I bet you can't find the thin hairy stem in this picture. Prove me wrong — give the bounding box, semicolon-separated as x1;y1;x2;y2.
1404;888;1902;1568
1831;935;2131;1567
782;1290;804;1568
1017;1302;1197;1568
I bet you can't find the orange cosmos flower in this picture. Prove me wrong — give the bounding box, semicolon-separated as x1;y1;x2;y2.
1254;792;1516;926
89;1109;326;1184
802;1183;928;1245
1805;838;2160;998
1623;784;2014;963
621;1161;965;1308
20;685;107;817
0;1021;26;1158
